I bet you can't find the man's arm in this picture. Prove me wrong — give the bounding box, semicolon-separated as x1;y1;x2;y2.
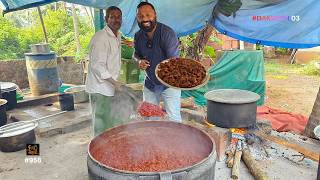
133;33;150;70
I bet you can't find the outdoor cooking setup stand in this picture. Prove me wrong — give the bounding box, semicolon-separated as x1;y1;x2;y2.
86;57;265;180
204;88;269;179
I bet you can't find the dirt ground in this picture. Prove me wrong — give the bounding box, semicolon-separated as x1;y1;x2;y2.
0;127;91;180
265;72;320;117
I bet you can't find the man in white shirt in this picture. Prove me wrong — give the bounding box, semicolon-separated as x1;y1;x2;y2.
85;6;123;136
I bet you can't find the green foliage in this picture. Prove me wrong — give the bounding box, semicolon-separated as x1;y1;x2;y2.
0;16;20;59
0;15;41;60
204;46;215;59
275;48;291;55
256;44;263;50
179;34;197;58
0;6;94;61
301;61;320;76
265;59;320;76
179;33;221;59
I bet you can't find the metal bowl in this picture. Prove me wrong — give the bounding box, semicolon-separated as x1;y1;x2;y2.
30;43;50;54
155;58;210;90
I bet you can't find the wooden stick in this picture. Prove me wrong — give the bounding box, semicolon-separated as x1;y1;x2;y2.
37;7;48;43
226;138;237;168
226;149;235;168
242;149;269;180
231;150;242;179
227;156;234;168
255;132;319;161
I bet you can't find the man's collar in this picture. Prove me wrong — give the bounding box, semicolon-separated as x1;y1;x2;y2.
104;25;121;38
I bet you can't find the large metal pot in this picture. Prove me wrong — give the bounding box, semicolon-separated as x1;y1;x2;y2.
205;89;260;128
0;111;67;152
88;121;217;180
0;121;37;152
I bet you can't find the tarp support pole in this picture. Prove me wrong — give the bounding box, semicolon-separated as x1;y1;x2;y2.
37;6;48;43
94;9;104;32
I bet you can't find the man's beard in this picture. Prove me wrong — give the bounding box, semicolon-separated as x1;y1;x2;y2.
138;19;157;32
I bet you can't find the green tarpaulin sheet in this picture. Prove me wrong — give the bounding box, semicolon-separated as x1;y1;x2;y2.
182;50;265;106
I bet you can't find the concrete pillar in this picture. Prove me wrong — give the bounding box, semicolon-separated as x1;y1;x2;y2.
94;9;105;32
239;41;244;50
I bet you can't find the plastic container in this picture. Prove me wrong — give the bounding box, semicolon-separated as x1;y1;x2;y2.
0;82;17;110
121;45;134;59
59;94;74;111
0;99;7;127
119;58;140;84
64;85;89;104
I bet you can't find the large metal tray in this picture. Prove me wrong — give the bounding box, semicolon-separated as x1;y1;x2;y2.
155;58;210;90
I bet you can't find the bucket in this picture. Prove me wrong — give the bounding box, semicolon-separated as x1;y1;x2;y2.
25;52;60;96
0;82;17;110
64;85;89;103
59;94;74;111
0;99;8;127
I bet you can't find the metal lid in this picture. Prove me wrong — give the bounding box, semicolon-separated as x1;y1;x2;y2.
0;82;17;92
25;51;55;56
0;121;38;138
204;89;260;104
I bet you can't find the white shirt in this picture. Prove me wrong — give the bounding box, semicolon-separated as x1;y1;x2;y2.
85;25;121;96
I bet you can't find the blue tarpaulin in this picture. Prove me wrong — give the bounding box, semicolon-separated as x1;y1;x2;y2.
1;0;320;48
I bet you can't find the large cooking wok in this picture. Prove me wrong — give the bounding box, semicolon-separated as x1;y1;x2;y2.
88;121;217;180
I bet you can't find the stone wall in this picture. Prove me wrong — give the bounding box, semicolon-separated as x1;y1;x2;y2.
57;57;84;85
0;57;84;89
0;59;29;88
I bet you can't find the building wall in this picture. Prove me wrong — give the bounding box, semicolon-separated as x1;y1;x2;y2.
0;59;29;89
0;57;84;89
209;32;240;50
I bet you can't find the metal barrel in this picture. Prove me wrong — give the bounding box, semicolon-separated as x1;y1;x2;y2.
25;52;60;96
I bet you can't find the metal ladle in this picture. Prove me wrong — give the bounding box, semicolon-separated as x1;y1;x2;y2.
0;111;67;135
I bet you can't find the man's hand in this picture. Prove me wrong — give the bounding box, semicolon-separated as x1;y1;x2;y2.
107;78;124;91
114;81;124;92
138;59;150;70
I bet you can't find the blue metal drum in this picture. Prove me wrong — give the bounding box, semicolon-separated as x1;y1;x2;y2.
25;52;60;96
